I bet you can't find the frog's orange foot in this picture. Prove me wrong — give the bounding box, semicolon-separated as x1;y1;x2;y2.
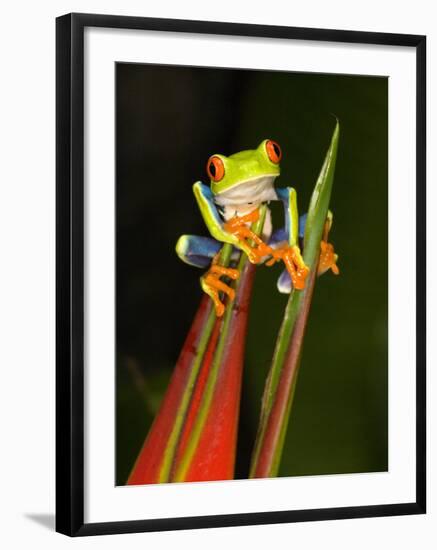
292;264;311;290
223;209;272;265
245;243;271;265
267;244;309;290
201;263;240;317
286;247;310;290
318;241;339;276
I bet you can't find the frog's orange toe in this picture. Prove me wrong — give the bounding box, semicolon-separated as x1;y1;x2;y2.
318;241;339;276
214;301;225;318
210;264;240;281
201;264;240;317
279;245;309;291
292;265;310;290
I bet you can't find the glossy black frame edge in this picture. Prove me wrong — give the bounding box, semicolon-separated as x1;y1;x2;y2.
56;12;426;537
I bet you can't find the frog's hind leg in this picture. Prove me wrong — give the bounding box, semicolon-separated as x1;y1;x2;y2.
176;235;240;316
318;211;339;275
176;235;222;268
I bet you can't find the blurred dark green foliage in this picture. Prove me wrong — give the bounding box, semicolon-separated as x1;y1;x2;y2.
116;63;388;485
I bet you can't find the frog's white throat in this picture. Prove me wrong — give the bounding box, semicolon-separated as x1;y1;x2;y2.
213;175;278;209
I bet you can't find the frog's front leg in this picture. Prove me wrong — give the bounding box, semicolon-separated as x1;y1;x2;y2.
193;182;267;264
176;234;240;317
268;227;309;292
268;187;310;290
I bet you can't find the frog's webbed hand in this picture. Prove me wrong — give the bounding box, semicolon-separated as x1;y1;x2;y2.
200;254;240;317
222;209;272;264
318;210;339;276
266;244;309;290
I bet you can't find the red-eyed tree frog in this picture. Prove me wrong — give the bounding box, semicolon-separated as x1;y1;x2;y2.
176;139;339;317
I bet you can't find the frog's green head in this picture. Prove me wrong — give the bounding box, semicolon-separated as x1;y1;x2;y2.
206;139;282;206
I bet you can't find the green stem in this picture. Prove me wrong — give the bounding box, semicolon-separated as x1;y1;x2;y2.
250;265;317;477
249;122;339;478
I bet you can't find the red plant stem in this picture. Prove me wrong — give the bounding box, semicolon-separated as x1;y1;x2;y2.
128;206;266;485
180;261;256;482
174;318;222;463
126;295;213;485
127;262;256;484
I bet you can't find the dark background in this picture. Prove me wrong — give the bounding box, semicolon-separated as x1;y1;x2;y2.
116;63;388;485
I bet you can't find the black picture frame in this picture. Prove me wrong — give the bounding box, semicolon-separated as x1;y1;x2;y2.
56;12;426;537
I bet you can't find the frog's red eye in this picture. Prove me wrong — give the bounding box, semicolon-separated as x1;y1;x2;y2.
266;140;282;164
206;156;225;182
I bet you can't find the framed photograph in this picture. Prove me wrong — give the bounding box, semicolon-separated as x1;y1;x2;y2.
56;13;426;536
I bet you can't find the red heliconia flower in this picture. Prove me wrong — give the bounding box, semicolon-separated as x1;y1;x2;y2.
127;261;256;485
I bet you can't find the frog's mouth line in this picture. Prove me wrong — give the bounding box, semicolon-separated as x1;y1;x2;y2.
213;175;278;207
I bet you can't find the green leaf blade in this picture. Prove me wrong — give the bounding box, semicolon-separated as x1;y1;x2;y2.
249;121;340;478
